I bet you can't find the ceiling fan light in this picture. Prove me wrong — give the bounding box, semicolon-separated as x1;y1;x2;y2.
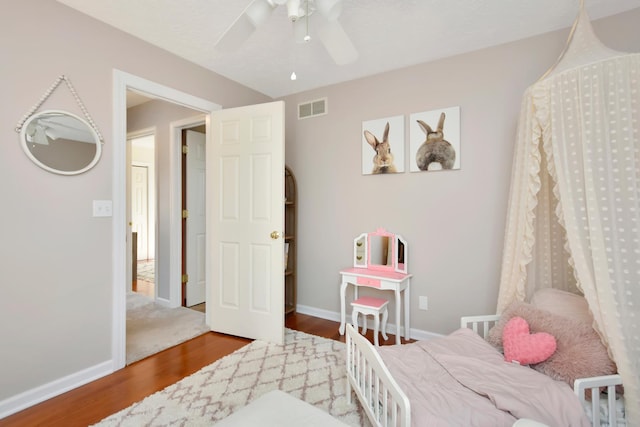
316;0;342;21
286;0;302;21
246;0;276;27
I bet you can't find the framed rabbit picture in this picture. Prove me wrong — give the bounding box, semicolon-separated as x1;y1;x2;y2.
361;115;405;175
409;106;461;172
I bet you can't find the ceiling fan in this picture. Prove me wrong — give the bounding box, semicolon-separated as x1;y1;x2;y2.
26;114;95;145
215;0;358;65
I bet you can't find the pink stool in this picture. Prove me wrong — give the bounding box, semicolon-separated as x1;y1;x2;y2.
351;296;389;346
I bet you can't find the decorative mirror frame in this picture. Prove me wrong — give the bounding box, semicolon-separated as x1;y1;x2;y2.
19;110;103;175
352;227;408;274
15;75;104;176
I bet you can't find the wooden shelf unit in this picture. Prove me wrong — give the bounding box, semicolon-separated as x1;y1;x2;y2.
284;166;297;314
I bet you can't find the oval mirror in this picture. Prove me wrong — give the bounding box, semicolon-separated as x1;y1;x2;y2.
20;110;102;175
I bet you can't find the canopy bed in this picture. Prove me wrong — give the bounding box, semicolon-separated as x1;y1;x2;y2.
497;3;639;425
344;3;638;426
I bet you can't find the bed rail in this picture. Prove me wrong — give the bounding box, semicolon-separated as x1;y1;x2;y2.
347;315;625;426
574;375;624;426
461;315;626;426
345;323;410;427
460;314;500;339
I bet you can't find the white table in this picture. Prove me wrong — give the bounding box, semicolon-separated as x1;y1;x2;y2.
339;267;412;344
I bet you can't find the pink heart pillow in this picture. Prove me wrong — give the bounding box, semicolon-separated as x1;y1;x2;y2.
503;316;556;365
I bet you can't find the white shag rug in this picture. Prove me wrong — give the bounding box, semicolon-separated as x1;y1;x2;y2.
95;329;369;426
127;292;210;365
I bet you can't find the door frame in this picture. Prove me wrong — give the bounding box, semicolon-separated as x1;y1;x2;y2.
112;70;220;370
170;117;207;308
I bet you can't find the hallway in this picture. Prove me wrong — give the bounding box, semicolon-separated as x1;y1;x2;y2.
132;258;205;313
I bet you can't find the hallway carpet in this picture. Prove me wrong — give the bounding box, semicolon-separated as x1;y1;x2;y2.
127;292;210;364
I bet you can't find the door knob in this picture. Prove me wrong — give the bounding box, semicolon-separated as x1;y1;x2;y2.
270;231;281;239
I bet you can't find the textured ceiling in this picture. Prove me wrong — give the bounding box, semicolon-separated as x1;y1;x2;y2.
56;0;640;98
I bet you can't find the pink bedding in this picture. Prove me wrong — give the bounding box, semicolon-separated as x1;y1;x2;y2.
376;328;590;427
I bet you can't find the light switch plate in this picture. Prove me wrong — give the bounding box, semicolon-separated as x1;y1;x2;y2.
93;200;113;217
419;296;428;311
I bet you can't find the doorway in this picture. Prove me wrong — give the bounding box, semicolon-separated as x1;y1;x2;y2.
130;133;156;298
113;70;221;369
113;71;285;369
124;116;210;365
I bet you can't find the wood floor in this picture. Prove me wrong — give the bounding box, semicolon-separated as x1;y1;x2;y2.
1;312;411;427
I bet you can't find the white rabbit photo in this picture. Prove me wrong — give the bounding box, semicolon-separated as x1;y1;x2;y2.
361;115;405;175
409;106;461;172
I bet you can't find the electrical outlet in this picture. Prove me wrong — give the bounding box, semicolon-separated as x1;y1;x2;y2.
93;200;113;217
419;296;428;311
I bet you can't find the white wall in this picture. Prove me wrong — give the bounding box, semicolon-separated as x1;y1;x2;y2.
280;8;640;335
0;0;269;411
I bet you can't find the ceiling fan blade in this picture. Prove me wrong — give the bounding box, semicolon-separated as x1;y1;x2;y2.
316;0;343;21
317;20;358;65
245;0;276;26
215;0;275;52
33;125;50;146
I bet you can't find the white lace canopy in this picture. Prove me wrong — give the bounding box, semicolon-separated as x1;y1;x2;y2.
497;5;639;425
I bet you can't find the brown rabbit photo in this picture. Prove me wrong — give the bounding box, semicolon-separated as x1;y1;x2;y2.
410;106;460;172
362;115;404;175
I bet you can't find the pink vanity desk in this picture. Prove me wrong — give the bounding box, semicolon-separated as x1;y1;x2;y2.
339;267;411;345
338;228;411;345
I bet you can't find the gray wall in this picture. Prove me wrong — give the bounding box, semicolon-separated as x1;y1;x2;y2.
0;0;269;405
1;0;638;415
280;7;640;336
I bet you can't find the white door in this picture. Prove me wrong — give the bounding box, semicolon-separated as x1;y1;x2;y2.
186;130;207;306
131;165;149;260
207;101;285;345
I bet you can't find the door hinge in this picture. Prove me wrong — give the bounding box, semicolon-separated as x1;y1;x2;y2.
182;274;189;283
182;209;189;219
182;145;188;154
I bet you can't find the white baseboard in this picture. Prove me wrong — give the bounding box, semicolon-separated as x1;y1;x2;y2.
0;360;113;419
296;304;342;322
155;296;172;308
295;304;442;341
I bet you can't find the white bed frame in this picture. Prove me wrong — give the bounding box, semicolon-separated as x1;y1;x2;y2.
345;315;624;427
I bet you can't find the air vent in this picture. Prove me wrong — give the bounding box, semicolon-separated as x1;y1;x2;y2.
298;98;327;119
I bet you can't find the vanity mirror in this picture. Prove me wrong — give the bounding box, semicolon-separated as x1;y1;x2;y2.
353;234;367;267
352;228;407;273
19;110;102;175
